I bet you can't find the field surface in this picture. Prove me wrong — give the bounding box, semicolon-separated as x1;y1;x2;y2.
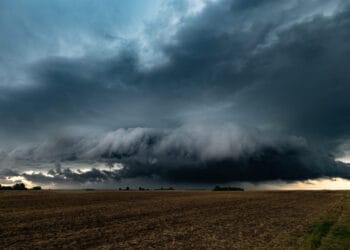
0;190;349;249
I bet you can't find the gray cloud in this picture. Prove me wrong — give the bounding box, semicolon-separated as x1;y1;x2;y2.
1;1;346;135
234;7;350;146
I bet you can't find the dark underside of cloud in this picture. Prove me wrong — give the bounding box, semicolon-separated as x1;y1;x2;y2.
1;0;350;186
2;126;350;184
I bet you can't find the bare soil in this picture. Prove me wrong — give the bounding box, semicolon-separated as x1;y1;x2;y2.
0;190;346;249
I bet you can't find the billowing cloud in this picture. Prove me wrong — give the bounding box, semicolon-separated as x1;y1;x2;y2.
1;125;349;184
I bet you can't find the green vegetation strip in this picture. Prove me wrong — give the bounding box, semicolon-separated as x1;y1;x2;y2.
332;224;350;239
305;220;335;250
304;192;350;250
319;192;350;250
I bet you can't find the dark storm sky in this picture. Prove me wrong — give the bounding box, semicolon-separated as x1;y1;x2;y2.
1;0;350;187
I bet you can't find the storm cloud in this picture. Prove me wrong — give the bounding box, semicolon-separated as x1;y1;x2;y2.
1;0;350;186
2;125;349;184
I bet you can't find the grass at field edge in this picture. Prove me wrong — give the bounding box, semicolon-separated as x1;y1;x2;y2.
304;192;350;250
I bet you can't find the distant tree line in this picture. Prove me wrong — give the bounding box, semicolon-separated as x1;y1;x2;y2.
155;187;174;191
0;183;41;190
116;186;174;191
213;186;244;191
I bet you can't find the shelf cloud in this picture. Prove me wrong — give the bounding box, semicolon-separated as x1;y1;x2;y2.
2;125;349;185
